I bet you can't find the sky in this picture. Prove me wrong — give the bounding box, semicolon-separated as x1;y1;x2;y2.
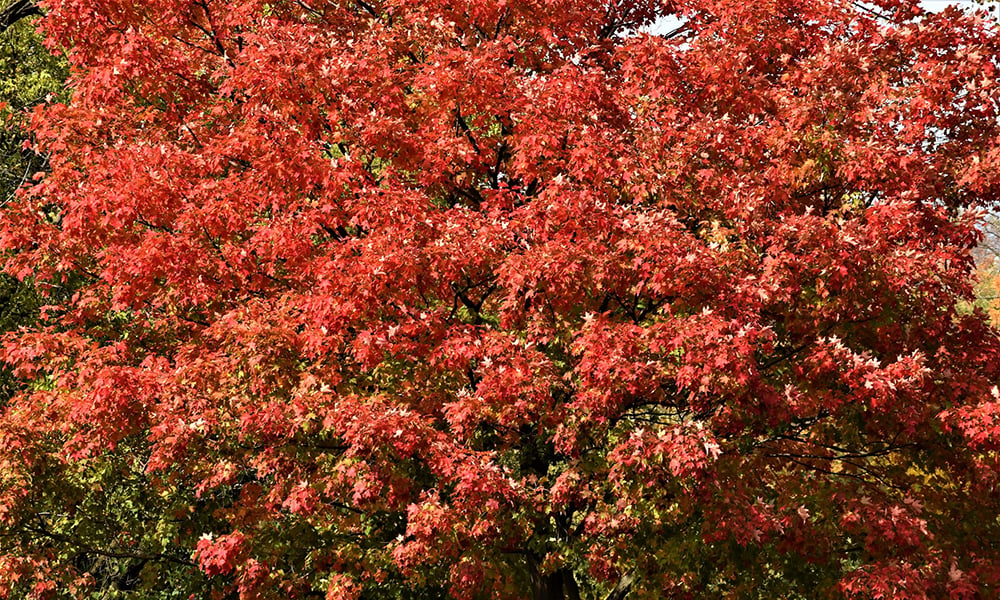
921;0;980;9
646;0;991;36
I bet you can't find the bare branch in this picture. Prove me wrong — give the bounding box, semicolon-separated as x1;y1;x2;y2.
0;0;39;34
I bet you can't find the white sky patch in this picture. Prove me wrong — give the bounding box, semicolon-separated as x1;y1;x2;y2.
921;0;981;9
644;1;991;36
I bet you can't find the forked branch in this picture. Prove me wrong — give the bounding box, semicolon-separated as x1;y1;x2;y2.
0;0;39;34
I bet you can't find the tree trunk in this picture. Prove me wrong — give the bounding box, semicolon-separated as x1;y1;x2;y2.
533;570;561;600
530;567;597;600
529;560;585;600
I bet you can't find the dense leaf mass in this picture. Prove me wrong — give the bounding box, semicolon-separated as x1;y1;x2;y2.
2;0;1000;598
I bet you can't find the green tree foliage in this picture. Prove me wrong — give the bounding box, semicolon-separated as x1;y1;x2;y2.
0;0;63;203
0;2;58;399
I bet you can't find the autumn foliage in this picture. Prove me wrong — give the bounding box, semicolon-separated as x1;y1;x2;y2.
2;0;1000;598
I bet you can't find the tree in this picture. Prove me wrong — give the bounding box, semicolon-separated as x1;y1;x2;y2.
0;0;61;398
0;4;193;598
0;0;59;196
2;0;1000;598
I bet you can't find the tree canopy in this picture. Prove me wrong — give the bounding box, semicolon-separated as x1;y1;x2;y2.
2;0;1000;599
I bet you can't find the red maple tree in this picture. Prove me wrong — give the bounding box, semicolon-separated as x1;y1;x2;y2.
2;0;1000;598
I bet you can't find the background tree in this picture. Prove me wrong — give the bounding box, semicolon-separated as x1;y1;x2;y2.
0;0;52;197
3;0;1000;599
0;0;60;397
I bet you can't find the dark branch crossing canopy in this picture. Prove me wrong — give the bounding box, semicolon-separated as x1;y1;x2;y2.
0;0;38;34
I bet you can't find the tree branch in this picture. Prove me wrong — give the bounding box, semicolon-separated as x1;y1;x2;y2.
606;572;634;600
0;0;39;34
